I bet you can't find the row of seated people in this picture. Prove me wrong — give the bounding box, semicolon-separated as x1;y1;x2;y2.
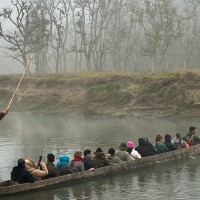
11;126;200;184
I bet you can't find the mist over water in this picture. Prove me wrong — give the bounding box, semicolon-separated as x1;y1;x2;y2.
1;113;200;199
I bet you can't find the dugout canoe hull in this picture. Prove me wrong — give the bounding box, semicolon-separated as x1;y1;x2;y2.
1;144;200;196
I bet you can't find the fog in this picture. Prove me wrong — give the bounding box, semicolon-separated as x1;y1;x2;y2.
0;0;200;74
0;1;21;74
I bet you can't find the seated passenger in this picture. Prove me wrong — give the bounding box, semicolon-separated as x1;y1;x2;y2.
127;141;141;159
56;155;73;175
11;158;35;183
183;127;200;146
154;133;169;153
44;154;61;179
70;151;84;172
92;148;109;168
115;142;132;161
164;134;177;151
25;158;48;181
172;133;189;149
135;138;158;157
107;148;122;163
83;149;95;171
144;138;159;155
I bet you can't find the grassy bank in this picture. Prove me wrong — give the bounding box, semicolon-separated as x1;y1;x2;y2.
1;71;200;117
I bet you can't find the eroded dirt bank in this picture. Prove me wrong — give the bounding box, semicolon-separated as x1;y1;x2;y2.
1;71;200;118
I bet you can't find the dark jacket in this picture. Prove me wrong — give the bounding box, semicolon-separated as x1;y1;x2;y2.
135;138;158;157
92;152;109;168
44;162;61;179
83;157;94;171
0;112;5;120
11;166;35;183
164;134;177;151
57;165;73;175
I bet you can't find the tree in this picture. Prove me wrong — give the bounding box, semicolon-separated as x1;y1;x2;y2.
0;0;49;72
72;0;113;71
131;0;183;72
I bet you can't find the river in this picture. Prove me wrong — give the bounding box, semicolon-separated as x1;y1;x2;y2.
1;113;200;200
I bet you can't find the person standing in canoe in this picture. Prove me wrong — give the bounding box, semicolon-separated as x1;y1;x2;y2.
0;109;8;120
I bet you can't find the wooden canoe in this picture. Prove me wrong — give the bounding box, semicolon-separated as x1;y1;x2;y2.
1;144;200;196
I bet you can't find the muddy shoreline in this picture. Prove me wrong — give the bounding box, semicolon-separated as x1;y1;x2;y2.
1;71;200;118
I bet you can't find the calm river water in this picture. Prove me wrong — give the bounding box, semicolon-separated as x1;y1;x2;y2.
1;113;200;200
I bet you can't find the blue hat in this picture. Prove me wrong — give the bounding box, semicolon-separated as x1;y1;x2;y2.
56;155;70;168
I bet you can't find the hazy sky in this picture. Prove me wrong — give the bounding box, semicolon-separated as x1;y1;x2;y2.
0;0;187;74
0;1;22;74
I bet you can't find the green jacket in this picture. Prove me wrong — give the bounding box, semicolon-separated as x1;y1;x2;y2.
115;149;132;161
154;142;169;153
193;135;200;144
107;154;122;164
182;132;200;145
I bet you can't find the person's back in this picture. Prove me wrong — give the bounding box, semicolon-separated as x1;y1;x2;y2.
135;138;156;157
83;149;94;171
93;148;109;168
164;134;177;151
56;155;73;175
25;158;48;181
107;148;122;164
154;133;169;153
11;159;35;183
127;141;141;159
44;154;60;179
182;126;200;146
115;142;132;161
144;138;158;155
172;133;186;149
188;127;200;145
154;143;169;153
70;151;84;172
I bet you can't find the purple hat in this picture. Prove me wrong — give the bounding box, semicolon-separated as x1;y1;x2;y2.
127;141;135;149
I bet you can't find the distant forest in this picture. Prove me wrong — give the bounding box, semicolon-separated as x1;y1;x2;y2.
0;0;200;74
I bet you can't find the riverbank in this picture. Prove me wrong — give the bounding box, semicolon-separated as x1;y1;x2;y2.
1;71;200;118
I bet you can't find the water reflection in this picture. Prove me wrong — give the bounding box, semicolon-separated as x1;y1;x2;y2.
1;113;200;199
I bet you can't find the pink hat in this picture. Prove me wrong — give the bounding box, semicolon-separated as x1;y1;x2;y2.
127;141;135;149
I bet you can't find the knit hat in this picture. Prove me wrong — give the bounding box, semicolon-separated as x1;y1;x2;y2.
127;141;135;149
56;155;70;168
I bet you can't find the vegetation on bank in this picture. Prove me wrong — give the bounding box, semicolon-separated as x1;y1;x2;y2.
0;71;200;117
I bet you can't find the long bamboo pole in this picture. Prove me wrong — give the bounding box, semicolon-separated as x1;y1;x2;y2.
0;56;33;124
6;56;33;110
